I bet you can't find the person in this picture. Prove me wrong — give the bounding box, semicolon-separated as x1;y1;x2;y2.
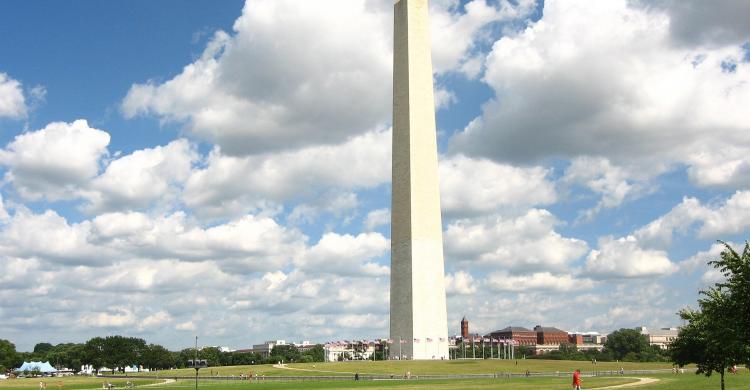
39;381;44;390
572;369;582;390
354;373;359;381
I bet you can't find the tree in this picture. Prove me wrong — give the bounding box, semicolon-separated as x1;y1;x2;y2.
142;344;173;370
302;345;325;363
32;343;54;358
604;329;650;360
0;339;21;372
710;241;750;350
268;345;300;363
83;337;106;373
670;241;750;390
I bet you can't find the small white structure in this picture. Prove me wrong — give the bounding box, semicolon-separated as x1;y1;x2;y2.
637;327;680;349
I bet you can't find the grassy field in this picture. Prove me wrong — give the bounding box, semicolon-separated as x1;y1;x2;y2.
142;376;639;390
130;359;675;378
5;369;750;389
0;378;159;390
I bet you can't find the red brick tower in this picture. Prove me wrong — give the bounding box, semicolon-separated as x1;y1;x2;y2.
461;316;469;338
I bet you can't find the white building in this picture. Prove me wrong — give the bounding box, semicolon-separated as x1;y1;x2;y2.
250;340;287;358
637;327;680;349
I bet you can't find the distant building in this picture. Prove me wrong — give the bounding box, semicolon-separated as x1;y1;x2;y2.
533;325;569;354
488;326;536;346
637;327;679;349
461;317;469;339
567;332;605;352
248;340;287;358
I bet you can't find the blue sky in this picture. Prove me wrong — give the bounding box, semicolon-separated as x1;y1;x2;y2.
1;0;749;352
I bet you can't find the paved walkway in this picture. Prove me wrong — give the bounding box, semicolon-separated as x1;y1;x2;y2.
596;377;659;389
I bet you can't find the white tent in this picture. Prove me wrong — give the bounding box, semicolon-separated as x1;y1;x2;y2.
16;361;57;373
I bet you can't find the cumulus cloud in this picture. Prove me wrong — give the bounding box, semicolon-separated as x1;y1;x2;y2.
364;208;390;231
635;191;750;248
485;271;597;292
0;207;306;271
0;120;110;200
0;73;27;119
295;232;389;277
449;0;750;191
585;236;677;278
562;156;662;221
430;0;538;75
122;0;536;156
443;209;588;272
445;271;476;295
634;0;750;46
440;155;556;216
183;129;390;219
123;0;392;155
82;139;197;214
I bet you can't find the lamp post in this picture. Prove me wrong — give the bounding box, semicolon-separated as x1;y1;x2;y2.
188;336;207;390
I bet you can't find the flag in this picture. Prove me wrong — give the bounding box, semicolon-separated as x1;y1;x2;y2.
413;338;420;343
439;338;446;342
492;339;498;342
483;338;490;342
400;339;407;344
426;338;433;342
387;339;393;344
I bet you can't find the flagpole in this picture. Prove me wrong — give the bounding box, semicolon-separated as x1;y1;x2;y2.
399;337;402;360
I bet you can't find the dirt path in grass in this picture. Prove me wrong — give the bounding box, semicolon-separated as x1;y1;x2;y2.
594;377;659;389
272;364;354;375
139;379;176;387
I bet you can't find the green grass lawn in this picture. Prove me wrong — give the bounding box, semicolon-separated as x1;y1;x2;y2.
128;359;675;378
143;376;638;390
0;378;159;390
123;372;750;389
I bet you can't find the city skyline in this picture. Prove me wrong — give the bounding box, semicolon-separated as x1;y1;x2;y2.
0;0;749;352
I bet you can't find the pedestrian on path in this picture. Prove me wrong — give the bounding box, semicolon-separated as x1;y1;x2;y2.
572;369;582;390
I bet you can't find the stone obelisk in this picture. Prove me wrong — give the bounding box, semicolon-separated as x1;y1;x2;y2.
390;0;448;360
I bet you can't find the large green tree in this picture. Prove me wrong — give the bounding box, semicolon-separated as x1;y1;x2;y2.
142;344;173;370
671;241;750;390
711;241;750;352
604;328;650;360
0;339;21;372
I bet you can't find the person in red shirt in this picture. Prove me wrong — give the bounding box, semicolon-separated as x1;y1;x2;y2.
572;369;582;390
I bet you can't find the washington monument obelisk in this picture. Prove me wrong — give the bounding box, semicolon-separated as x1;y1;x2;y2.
390;0;449;360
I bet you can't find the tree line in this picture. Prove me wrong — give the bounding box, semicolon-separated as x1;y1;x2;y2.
0;336;324;374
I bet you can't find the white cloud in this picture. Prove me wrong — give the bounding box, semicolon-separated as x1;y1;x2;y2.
83;139;197;214
585;236;677;278
295;232;389;277
0;194;9;222
0;73;27;119
562;156;663;221
141;311;172;328
183;129;390;219
79;308;136;328
123;0;392;155
445;271;476;295
440;155;556;216
0;208;112;266
122;0;537;156
485;271;597;292
364;208;390;231
634;0;750;46
0;120;110;200
444;209;588;272
449;0;750;191
430;0;538;75
635;191;750;248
